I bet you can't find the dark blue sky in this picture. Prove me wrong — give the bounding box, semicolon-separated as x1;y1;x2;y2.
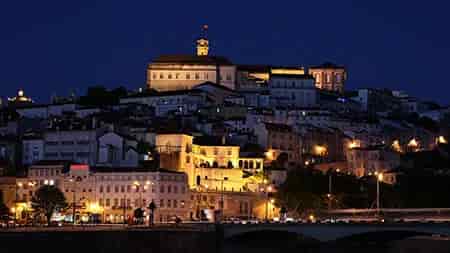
1;0;449;105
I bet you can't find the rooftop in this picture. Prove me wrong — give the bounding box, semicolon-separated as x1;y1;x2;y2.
309;62;345;69
193;136;236;146
122;89;204;99
270;74;314;79
151;55;233;66
91;167;185;174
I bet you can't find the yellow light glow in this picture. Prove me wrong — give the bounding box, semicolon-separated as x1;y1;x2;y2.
265;150;274;161
392;140;403;153
17;182;23;187
271;68;305;75
87;202;103;214
10;207;15;213
270;199;275;204
378;173;383;182
267;186;273;192
348;141;359;149
408;138;418;147
438;136;448;144
314;145;327;156
309;214;315;221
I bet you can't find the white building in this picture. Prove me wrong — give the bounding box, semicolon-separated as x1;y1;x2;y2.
22;135;44;166
346;145;400;177
269;74;317;108
120;90;206;116
97;132;140;167
43;129;100;165
146;30;236;91
17;161;190;223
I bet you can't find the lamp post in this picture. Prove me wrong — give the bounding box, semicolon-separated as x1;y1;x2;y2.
376;172;383;216
327;169;339;211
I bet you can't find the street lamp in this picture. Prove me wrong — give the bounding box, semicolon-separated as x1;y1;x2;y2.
327;169;340;211
376;172;383;216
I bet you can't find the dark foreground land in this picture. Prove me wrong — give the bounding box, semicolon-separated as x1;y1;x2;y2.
1;227;450;253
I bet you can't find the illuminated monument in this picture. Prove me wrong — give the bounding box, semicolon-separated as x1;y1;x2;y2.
146;26;236;91
7;89;34;107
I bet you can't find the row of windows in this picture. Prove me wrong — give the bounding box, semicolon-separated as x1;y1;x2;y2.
151;72;232;81
271;80;314;89
99;184;186;194
192;159;262;169
45;140;91;146
97;174;184;182
313;72;343;84
44;152;90;158
99;198;185;209
29;169;61;177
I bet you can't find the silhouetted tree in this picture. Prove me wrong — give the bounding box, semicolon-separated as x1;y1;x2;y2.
133;208;144;224
31;185;67;225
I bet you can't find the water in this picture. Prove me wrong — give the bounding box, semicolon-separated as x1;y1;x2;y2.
222;231;450;253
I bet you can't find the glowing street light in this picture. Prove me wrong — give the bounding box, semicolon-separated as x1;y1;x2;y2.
437;136;448;144
348;141;359;149
376;172;383;216
314;145;327;156
392;140;403;153
408;138;419;152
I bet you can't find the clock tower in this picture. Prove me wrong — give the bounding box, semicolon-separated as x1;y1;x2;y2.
196;25;209;56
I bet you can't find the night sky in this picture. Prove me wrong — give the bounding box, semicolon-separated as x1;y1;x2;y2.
1;0;449;105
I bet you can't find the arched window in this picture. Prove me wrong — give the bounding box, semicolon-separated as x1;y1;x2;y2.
244;161;249;169
196;176;201;186
227;161;233;169
249;161;254;169
212;161;218;168
256;161;261;169
239;160;243;168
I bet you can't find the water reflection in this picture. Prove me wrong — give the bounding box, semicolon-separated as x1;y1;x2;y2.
222;231;450;253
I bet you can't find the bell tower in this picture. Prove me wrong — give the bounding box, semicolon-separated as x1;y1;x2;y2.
196;25;209;56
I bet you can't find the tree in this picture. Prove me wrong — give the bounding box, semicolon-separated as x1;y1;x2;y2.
148;201;157;227
0;203;10;222
31;185;67;226
133;208;144;224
